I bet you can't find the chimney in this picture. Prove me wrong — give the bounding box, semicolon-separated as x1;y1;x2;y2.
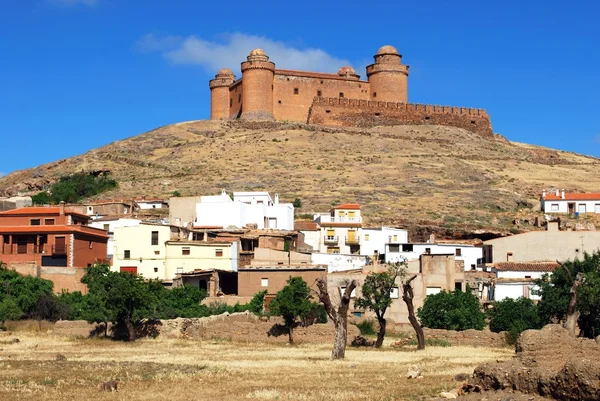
221;189;227;196
275;193;279;205
429;233;435;243
561;189;565;199
556;188;560;196
542;190;546;198
59;201;65;216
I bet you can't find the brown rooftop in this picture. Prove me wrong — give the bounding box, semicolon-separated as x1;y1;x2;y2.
493;261;559;272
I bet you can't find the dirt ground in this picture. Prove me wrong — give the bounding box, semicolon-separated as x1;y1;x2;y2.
0;329;513;401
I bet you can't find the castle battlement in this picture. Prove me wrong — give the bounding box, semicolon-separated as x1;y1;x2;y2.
209;45;492;136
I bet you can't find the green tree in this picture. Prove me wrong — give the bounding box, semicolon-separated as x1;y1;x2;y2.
293;198;302;208
0;265;54;316
268;277;314;344
32;172;118;204
488;297;541;342
0;297;23;326
534;251;600;338
172;190;182;197
418;288;486;331
246;290;267;315
354;264;403;348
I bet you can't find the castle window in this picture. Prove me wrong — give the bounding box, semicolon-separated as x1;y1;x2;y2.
320;80;324;84
425;116;430;120
317;90;322;97
293;88;299;95
373;92;377;98
287;78;290;81
278;100;282;104
339;92;344;98
375;113;380;116
471;120;476;125
238;94;241;102
358;84;362;88
230;99;232;107
325;110;331;113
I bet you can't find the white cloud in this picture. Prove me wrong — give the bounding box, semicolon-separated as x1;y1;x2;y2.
137;33;355;75
48;0;98;7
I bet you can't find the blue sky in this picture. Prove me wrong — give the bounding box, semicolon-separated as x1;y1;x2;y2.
1;0;599;177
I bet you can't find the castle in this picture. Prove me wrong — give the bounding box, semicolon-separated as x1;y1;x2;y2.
209;45;492;137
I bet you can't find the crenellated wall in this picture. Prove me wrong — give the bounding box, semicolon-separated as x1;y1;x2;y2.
307;97;492;137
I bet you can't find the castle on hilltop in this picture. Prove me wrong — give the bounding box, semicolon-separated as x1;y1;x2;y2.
209;45;492;136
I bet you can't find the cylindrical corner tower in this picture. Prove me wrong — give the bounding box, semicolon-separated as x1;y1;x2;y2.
366;45;409;103
209;68;235;120
240;49;275;120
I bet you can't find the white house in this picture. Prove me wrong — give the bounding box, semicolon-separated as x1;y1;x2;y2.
295;221;320;250
541;189;600;215
195;191;294;230
385;242;483;271
315;204;363;255
136;199;169;210
492;261;558;301
89;217;142;260
361;227;408;258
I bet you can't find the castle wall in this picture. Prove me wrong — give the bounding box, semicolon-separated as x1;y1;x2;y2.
229;80;243;119
308;97;493;137
273;72;370;123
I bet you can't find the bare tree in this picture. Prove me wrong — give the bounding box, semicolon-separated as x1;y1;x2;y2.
402;275;425;350
563;263;583;336
316;278;357;359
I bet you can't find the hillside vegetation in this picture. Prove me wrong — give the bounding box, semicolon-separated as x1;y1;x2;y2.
2;120;600;238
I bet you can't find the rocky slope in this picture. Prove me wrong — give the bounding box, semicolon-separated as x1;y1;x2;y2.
2;120;600;239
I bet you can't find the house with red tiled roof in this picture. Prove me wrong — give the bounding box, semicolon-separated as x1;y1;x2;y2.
0;203;109;293
541;189;600;215
491;261;559;301
314;203;363;255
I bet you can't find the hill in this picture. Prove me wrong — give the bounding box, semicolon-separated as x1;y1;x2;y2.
2;120;600;240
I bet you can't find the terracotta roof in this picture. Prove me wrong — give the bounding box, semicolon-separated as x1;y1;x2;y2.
294;221;319;231
193;225;224;229
543;193;600;201
330;203;361;210
0;207;89;218
0;224;109;238
239;264;326;271
493;261;559;272
275;69;368;83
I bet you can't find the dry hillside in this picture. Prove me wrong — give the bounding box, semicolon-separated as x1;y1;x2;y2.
2;120;600;239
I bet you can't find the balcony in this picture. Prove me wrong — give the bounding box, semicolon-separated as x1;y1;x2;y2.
319;216;362;224
52;245;67;255
345;236;360;245
324;236;339;245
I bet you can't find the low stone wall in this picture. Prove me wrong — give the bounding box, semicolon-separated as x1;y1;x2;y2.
423;328;506;347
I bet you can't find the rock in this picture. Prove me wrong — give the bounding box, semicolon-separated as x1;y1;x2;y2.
439;390;458;399
351;335;374;347
454;373;470;382
595;335;600;345
55;354;67;361
407;365;422;379
11;338;19;344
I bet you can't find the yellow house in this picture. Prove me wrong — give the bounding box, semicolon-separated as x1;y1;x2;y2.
164;240;239;279
317;204;363;255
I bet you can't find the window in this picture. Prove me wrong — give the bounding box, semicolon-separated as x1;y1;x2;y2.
124;250;131;259
364;234;370;241
471;120;476;125
152;205;156;209
389;244;400;252
230;99;233;107
30;219;41;226
103;224;109;231
278;100;282;104
393;235;398;242
595;204;600;214
455;281;463;291
177;267;183;275
154;267;158;273
238;94;241;102
390;287;399;299
426;287;442;296
551;203;559;211
579;204;587;214
471;264;476;270
525;275;532;279
320;80;324;84
327;247;340;254
317;90;322;97
293;88;299;95
425;248;431;254
88;206;93;211
45;219;55;225
154;250;160;255
88;241;93;249
339;92;344;98
373;92;377;98
182;247;190;256
325;109;331;113
402;244;414;252
215;249;223;257
151;231;159;246
340;286;357;298
455;248;462;256
261;278;269;287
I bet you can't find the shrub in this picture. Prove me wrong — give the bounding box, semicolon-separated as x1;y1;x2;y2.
32;172;117;204
355;319;376;336
408;337;451;347
417;288;486;331
488;297;541;335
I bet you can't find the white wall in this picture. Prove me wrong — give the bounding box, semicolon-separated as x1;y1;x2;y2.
542;199;600;214
385;243;482;271
311;252;367;273
137;201;167;210
112;224;170;280
89;218;141;259
300;230;321;250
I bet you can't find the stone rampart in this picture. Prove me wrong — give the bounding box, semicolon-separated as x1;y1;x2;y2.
308;96;493;137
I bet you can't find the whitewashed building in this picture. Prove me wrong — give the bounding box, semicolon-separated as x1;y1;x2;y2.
385;242;483;271
361;227;408;258
311;252;368;273
492;261;558;301
195;191;294;230
541;189;600;215
136;199;169;210
89;217;141;260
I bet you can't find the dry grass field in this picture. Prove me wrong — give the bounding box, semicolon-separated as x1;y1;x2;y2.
0;332;513;401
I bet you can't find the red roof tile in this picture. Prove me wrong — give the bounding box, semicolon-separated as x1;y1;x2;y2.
0;207;89;218
331;203;361;210
543;193;600;201
294;221;319;231
0;225;109;238
493;261;559;272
